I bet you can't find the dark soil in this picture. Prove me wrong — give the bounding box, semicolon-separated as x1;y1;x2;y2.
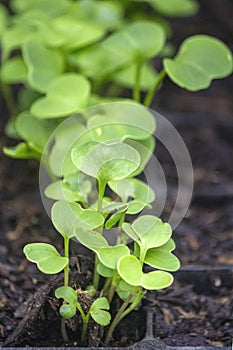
0;0;233;347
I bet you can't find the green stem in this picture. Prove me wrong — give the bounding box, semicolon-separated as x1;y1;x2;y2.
97;180;106;212
102;277;112;295
107;272;120;304
133;61;142;102
104;286;138;345
60;237;70;343
61;318;69;343
143;69;166;107
118;288;145;322
93;254;100;290
64;237;70;286
76;303;90;344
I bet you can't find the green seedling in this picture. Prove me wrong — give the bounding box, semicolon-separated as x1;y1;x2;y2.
55;286;111;343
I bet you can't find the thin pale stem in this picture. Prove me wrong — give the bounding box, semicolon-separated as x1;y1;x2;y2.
143;69;166;107
64;237;70;287
104;287;138;345
76;303;89;344
93;254;100;290
61;318;69;343
133;62;143;102
97;180;106;212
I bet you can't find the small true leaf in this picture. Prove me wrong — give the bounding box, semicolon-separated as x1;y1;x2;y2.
23;243;68;274
59;304;76;319
30;73;90;118
71;141;141;183
164;35;233;91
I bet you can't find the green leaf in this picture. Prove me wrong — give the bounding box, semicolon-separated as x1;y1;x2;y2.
87;103;156;142
22;41;64;93
59;304;76;319
55;286;78;304
3;142;41;160
1;57;27;83
149;0;199;17
52;201;104;238
74;228;108;249
55;286;78;319
23;243;68;274
30;73;90;118
47;118;87;177
71;141;141;183
15;112;56;150
45;181;84;203
102;21;165;62
122;216;172;255
127;200;151;215
73;0;123;30
95;245;130;269
90;297;111;326
117;255;173;290
97;263;113;278
111;63;158;90
145;239;180;272
125;137;155;175
11;0;69;17
164;35;233;91
105;203;128;229
53;15;105;51
109;178;155;203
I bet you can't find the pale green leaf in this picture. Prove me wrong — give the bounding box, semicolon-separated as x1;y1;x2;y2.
149;0;199;17
71;141;141;183
164;35;233;91
90;297;111;326
22;41;64;93
23;243;68;274
1;56;27;83
51;201;104;238
30;74;90;118
95;245;130;269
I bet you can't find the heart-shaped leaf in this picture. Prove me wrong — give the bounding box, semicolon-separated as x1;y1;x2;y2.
145;239;180;272
1;57;27;83
122;216;172;257
52;201;104;238
23;243;68;274
117;255;173;290
148;0;199;17
164;35;233;91
30;73;90;118
22;41;64;93
103;21;165;63
45;181;85;203
71;141;141;183
90;297;111;326
94;245;130;269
